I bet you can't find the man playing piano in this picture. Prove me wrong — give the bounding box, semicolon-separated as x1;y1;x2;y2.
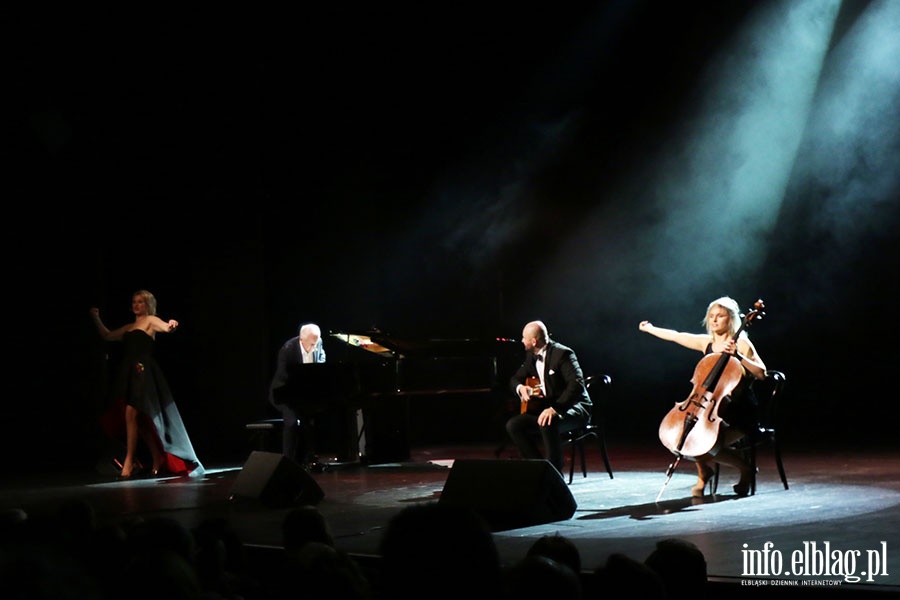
269;322;326;468
506;320;592;475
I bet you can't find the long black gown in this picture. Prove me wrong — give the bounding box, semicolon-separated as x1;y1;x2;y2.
105;329;204;476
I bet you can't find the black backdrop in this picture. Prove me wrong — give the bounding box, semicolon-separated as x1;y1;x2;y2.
7;2;898;474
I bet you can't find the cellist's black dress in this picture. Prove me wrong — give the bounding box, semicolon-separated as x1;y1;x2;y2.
112;329;204;476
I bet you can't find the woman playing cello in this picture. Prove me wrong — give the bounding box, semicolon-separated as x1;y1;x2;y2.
639;296;767;497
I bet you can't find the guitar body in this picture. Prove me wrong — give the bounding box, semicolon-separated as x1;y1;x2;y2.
521;376;544;414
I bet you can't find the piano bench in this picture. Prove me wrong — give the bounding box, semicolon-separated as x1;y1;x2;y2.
245;418;283;452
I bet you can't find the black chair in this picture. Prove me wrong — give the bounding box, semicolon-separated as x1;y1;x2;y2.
713;370;788;495
562;374;614;484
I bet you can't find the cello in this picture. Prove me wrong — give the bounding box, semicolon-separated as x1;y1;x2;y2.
656;299;765;498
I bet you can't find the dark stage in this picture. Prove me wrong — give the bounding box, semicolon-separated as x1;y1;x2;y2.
7;2;900;597
4;437;899;597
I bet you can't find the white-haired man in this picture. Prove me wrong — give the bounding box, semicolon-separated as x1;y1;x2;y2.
269;323;326;467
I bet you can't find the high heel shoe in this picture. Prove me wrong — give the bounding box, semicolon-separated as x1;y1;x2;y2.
151;464;171;478
733;466;756;497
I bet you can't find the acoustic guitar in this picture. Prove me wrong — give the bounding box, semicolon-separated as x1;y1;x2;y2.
520;376;544;414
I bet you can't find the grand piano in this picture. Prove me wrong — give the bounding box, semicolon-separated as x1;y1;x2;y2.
276;329;522;464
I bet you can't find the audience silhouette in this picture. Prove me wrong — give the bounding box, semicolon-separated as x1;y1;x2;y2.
282;504;335;555
0;496;723;600
283;541;372;600
273;504;371;600
193;516;264;600
377;502;502;600
590;552;666;600
644;537;709;600
503;554;583;600
525;532;582;575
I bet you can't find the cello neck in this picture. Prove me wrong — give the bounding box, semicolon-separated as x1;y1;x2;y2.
700;351;732;390
704;300;764;389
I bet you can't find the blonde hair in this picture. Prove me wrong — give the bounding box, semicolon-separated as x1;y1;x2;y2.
702;296;742;338
133;290;157;316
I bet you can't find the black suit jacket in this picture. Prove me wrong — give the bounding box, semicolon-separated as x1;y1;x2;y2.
509;340;591;421
268;336;326;407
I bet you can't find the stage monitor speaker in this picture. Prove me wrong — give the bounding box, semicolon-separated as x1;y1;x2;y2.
438;459;576;531
230;451;324;508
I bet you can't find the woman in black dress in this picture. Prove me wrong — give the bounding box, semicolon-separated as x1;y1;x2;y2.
639;296;766;497
90;290;203;478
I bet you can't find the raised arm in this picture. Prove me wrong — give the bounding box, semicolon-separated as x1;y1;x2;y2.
90;307;130;341
638;321;708;353
147;315;179;334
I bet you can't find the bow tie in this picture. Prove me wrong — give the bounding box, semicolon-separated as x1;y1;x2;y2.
535;354;543;362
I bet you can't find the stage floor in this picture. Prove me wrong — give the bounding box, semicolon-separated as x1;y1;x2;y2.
3;439;899;596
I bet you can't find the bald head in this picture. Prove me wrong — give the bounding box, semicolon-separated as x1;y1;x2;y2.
521;321;549;354
525;321;548;342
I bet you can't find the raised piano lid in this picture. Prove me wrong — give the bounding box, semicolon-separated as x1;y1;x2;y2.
329;330;519;359
329;332;394;356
